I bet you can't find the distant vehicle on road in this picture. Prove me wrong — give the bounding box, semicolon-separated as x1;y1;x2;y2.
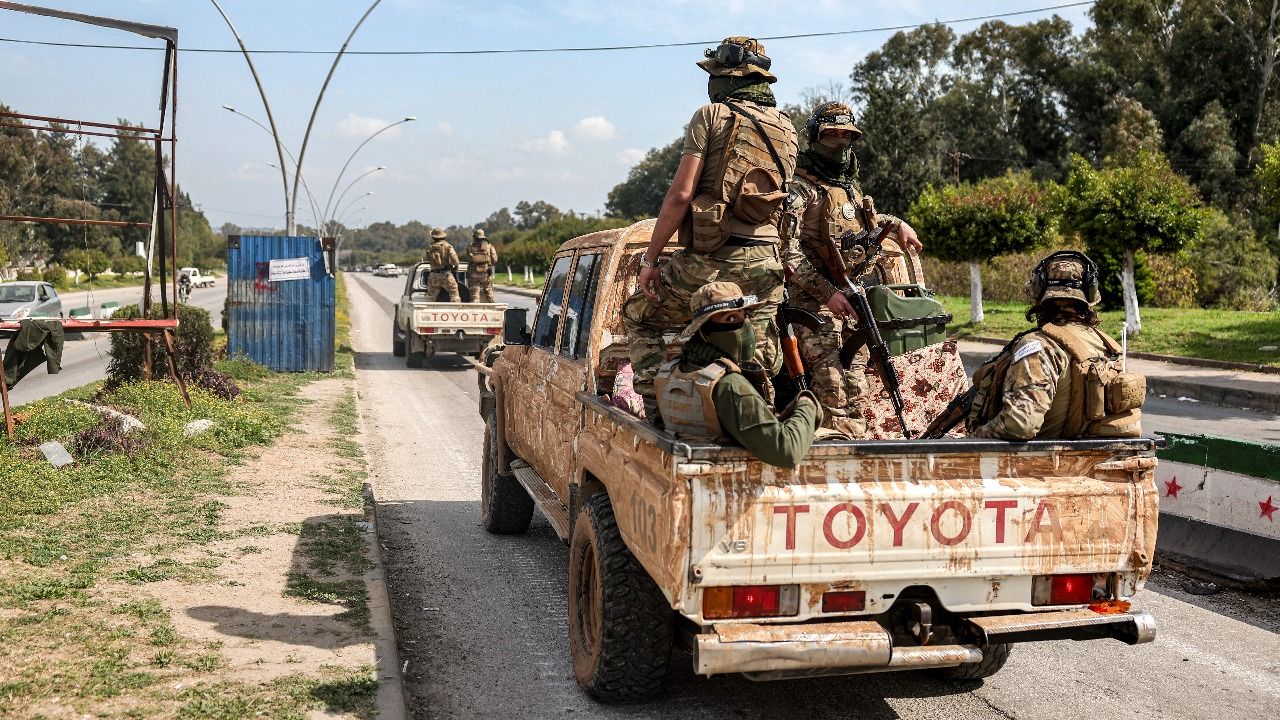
0;281;62;320
178;267;215;288
393;261;505;366
374;264;402;277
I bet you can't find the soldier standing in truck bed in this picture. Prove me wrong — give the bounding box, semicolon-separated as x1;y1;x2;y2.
426;227;461;303
467;228;498;303
622;36;799;421
782;103;923;438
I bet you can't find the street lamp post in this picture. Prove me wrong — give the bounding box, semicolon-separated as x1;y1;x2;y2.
327;167;383;234
321;118;414;226
334;194;372;233
230;105;324;229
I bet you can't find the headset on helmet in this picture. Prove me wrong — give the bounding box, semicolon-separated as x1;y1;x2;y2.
1027;250;1100;306
804;102;859;144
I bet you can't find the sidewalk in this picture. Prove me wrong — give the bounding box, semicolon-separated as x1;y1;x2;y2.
957;339;1280;414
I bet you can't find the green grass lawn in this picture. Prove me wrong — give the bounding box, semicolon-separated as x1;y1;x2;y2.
939;295;1280;366
496;273;546;290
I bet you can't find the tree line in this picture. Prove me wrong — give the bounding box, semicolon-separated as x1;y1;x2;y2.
604;0;1280;321
0;101;222;284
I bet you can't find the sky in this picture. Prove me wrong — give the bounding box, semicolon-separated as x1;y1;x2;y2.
0;0;1095;231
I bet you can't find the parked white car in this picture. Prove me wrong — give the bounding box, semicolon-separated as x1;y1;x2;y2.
179;267;216;288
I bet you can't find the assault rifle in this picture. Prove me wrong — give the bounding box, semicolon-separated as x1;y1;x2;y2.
811;222;913;438
922;385;977;439
777;288;833;393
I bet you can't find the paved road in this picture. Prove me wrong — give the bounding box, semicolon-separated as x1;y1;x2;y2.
5;284;225;406
347;272;1278;720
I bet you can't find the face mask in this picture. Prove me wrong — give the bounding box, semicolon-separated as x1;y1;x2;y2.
700;320;757;365
816;135;854;152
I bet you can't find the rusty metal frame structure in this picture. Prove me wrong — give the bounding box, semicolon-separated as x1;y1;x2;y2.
0;2;189;438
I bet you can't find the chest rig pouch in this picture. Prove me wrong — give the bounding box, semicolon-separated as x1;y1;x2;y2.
428;243;454;271
654;357;740;440
1038;323;1144;438
687;101;795;254
469;243;491;268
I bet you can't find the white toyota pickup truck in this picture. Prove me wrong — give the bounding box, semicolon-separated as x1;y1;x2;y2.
392;261;506;367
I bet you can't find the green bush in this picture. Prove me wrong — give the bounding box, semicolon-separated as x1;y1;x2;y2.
107;303;215;385
42;264;70;288
16;269;42;281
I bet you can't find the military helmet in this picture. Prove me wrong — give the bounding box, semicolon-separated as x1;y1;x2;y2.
697;36;777;83
1025;251;1101;307
678;281;764;340
430;227;447;240
805;102;862;144
472;228;486;240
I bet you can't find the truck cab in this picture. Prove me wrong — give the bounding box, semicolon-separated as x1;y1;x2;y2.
477;219;1159;702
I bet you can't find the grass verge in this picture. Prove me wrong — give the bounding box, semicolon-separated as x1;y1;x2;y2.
494;272;545;290
940;295;1280;366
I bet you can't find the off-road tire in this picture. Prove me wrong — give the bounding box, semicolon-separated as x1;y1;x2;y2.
480;412;534;534
392;318;406;357
569;493;672;702
406;350;425;368
933;643;1011;681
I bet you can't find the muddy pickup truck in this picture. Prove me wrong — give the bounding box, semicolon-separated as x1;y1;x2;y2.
475;219;1160;702
392;261;505;366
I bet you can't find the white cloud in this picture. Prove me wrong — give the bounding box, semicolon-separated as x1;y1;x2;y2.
572;115;618;141
616;148;646;165
336;113;403;139
519;130;569;155
435;121;454;136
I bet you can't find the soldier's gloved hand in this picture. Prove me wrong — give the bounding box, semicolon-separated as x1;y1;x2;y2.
780;389;824;428
826;291;854;317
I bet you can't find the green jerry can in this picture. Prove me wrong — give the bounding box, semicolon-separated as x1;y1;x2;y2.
865;283;952;356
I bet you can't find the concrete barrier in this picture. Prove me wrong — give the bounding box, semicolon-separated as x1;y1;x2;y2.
1155;432;1280;584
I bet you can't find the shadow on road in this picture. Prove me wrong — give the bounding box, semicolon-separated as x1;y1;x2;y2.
355;350;474;373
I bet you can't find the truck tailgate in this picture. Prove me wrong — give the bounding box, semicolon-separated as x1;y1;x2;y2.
411;303;505;330
688;449;1158;613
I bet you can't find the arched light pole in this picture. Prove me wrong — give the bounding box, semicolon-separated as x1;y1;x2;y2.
327;167;383;234
211;0;385;235
321;118;413;226
228;104;324;229
209;0;293;232
334;194;372;232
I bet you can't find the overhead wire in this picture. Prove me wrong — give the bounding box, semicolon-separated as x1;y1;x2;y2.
0;2;1096;55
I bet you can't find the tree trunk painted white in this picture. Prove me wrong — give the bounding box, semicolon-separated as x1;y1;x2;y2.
1121;248;1142;336
969;260;985;324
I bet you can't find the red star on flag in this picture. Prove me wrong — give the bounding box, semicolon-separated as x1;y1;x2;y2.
1164;477;1182;498
1260;496;1277;522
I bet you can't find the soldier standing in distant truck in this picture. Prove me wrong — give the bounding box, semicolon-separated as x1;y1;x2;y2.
622;36;798;421
426;227;461;303
467;228;499;303
783;103;923;438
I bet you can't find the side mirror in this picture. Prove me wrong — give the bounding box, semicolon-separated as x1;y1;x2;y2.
503;308;531;345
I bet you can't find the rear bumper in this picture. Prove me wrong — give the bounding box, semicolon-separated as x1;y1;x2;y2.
418;332;496;353
693;609;1155;677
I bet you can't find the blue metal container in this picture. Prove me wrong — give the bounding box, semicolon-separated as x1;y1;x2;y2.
226;235;335;372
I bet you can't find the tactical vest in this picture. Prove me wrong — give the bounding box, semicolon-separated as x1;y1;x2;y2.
968;323;1145;438
688;101;797;253
428;241;455;271
468;242;492;269
654;357;740;440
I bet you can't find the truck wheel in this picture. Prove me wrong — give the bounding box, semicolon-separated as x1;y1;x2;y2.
406;351;425;368
481;412;533;534
933;643;1011;681
568;493;672;702
392;319;406;357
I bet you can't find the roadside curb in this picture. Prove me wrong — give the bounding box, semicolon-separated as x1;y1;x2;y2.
362;481;409;720
494;284;540;298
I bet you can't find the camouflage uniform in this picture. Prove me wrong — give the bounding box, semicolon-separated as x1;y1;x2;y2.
622;36;797;409
970;253;1141;440
466;229;498;303
783;103;908;438
426;228;461;303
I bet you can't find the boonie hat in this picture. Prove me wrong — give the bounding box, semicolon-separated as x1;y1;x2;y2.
698;36;777;83
807;102;863;143
430;227;447;240
473;228;486;240
678;281;763;340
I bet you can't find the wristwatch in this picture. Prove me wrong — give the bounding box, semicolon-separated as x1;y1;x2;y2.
639;254;657;269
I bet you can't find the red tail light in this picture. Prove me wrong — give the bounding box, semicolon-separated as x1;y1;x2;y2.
703;585;798;619
1032;573;1095;606
822;590;867;613
418;327;437;334
485;327;501;335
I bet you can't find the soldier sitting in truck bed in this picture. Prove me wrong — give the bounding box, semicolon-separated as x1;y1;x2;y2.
655;282;821;468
